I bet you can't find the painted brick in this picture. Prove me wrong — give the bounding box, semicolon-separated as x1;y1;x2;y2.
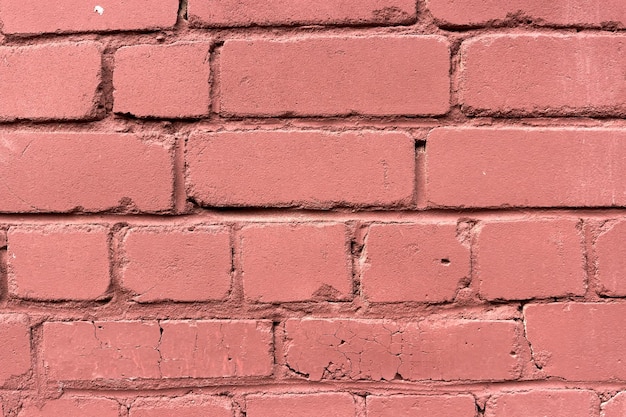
220;36;450;116
485;390;600;417
603;392;626;417
187;130;415;208
524;303;626;380
43;321;162;380
130;396;232;417
240;223;352;302
158;320;273;378
246;393;356;417
425;128;626;208
114;43;211;118
367;395;477;417
595;221;626;296
0;315;30;384
18;398;119;417
460;35;626;116
428;0;626;28
8;226;110;301
476;220;585;300
0;132;173;213
0;43;100;121
43;320;272;380
0;0;178;35
121;226;232;302
361;223;470;302
284;319;524;381
189;0;416;27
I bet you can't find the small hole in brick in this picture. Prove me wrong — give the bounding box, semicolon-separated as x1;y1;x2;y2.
440;258;450;265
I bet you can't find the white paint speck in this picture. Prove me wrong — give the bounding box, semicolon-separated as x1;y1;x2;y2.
94;5;104;15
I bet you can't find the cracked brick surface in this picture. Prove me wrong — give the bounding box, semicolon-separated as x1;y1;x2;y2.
42;320;273;381
284;319;525;381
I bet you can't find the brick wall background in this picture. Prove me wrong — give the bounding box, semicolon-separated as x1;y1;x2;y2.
0;0;625;416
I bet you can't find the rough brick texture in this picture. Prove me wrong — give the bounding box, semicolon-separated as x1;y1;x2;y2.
0;315;31;384
3;0;625;413
361;223;470;302
18;398;119;417
187;130;415;208
485;390;600;417
0;0;179;35
595;221;626;296
285;319;525;381
524;303;626;380
460;35;626;116
475;219;585;300
114;43;212;118
0;132;173;213
8;225;110;301
240;223;351;302
0;43;101;121
220;36;450;116
603;392;626;417
189;0;416;27
426;128;626;208
129;396;232;417
246;393;356;417
367;395;476;417
428;0;626;28
121;226;232;302
43;320;273;381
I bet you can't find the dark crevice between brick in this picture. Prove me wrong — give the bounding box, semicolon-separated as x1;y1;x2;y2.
178;0;188;21
414;139;426;152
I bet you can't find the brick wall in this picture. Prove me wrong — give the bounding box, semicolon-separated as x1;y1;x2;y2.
0;0;625;416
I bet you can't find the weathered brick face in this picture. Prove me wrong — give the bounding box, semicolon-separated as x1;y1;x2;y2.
0;1;623;415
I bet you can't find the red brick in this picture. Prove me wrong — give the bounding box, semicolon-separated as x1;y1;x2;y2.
122;226;231;302
43;321;161;380
485;390;599;417
603;392;626;417
0;132;173;213
186;130;415;208
130;396;231;417
595;221;626;296
460;35;626;116
43;320;272;380
0;315;30;383
428;0;626;28
114;43;211;118
18;398;119;417
367;395;476;417
246;393;355;417
284;319;524;381
240;223;352;302
189;0;416;27
361;223;470;303
426;128;626;208
159;320;273;378
8;226;110;301
0;43;100;121
0;0;178;34
220;36;450;116
524;303;626;380
476;220;585;300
